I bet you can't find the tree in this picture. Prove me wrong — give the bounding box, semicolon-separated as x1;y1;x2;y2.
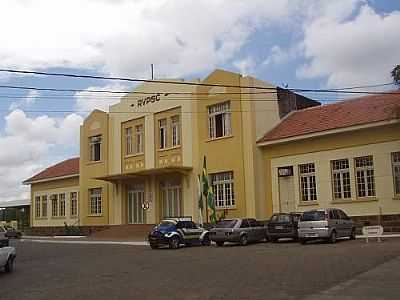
392;65;400;88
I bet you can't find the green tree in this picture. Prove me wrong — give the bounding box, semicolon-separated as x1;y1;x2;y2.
392;65;400;87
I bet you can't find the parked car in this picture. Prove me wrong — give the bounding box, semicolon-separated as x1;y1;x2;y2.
267;213;301;242
0;227;16;273
209;218;267;246
1;225;22;239
148;218;210;249
298;208;356;244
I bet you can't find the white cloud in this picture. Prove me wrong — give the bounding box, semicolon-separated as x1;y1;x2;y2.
297;4;400;87
0;0;293;78
263;46;297;66
233;56;256;76
74;83;129;113
8;90;40;110
0;110;83;201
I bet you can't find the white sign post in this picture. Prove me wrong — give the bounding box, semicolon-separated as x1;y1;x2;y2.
362;225;383;243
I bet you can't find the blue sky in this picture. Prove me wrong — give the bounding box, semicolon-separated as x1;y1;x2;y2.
0;0;399;202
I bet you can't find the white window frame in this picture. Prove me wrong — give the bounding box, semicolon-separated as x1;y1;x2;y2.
331;159;352;200
355;156;376;198
70;192;78;217
35;196;41;218
159;119;167;149
135;124;144;154
58;193;66;217
392;152;400;197
171;115;180;147
299;163;317;202
89;188;102;215
211;171;235;208
89;135;102;161
51;194;58;217
208;101;231;139
41;195;48;218
125;127;133;155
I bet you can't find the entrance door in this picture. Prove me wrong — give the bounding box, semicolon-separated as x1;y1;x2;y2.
278;176;295;213
161;183;182;218
128;185;146;224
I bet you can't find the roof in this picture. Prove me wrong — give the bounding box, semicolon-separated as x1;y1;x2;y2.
0;199;30;208
258;92;400;144
23;157;79;184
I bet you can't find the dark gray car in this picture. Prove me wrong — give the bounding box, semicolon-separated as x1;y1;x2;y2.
209;218;267;246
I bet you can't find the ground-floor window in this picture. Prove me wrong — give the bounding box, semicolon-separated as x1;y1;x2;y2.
89;188;102;215
41;195;47;218
331;159;351;200
355;156;375;197
160;182;182;218
299;163;317;201
35;196;41;218
392;152;400;196
211;171;235;208
59;193;66;217
51;194;58;217
70;192;78;217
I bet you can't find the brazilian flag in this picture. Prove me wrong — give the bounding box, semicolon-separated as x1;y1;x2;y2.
202;156;217;223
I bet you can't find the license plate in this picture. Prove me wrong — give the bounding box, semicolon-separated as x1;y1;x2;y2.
275;226;284;230
305;233;318;237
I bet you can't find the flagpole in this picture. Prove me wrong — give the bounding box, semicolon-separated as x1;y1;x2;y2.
205;194;209;224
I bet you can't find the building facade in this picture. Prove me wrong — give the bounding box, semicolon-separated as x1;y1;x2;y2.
25;69;318;230
257;93;400;230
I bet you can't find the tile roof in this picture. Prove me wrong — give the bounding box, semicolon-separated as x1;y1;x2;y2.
24;157;79;183
258;92;400;144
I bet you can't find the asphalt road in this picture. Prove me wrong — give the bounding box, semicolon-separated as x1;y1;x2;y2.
1;238;400;300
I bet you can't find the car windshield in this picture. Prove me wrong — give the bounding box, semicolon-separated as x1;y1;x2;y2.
215;220;237;228
301;211;326;221
157;221;176;229
271;214;290;222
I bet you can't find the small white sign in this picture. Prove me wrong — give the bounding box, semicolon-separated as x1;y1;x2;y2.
362;225;383;243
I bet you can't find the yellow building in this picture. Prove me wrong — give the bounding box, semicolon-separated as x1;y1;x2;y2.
257;93;400;230
24;69;318;231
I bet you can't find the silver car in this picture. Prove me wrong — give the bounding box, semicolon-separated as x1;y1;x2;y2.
298;208;356;244
0;227;16;273
209;218;267;246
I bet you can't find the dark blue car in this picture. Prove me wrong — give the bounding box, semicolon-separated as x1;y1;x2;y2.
148;218;210;249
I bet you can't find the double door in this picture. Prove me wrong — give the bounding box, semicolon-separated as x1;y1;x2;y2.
161;183;182;218
128;185;146;224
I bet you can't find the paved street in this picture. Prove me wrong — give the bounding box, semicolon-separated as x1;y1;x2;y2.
1;238;400;300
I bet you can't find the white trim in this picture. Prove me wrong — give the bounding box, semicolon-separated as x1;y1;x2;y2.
23;174;79;185
257;119;399;147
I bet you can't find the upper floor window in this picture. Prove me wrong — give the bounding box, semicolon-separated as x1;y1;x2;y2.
211;171;235;208
171;116;180;147
299;163;317;201
89;188;102;215
331;159;351;200
159;119;167;149
89;135;101;161
70;192;78;217
392;152;400;196
355;156;375;197
208;101;231;139
125;127;133;155
135;124;144;154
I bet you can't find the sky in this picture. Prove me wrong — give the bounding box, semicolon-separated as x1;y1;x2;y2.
0;0;399;203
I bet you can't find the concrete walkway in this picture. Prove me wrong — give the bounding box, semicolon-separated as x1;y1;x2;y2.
20;238;148;246
305;256;400;300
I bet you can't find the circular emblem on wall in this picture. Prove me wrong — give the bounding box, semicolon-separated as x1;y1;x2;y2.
142;202;150;210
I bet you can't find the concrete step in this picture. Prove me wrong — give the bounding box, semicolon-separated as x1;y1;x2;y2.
89;224;155;240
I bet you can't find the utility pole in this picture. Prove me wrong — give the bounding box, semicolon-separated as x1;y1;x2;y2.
151;64;154;80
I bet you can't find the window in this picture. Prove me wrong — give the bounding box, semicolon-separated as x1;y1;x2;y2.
125;127;133;155
331;159;351;200
135;125;144;154
59;193;66;217
51;194;58;217
211;171;235;208
70;192;78;217
35;196;41;218
299;163;317;201
41;195;47;218
392;152;400;196
159;119;167;149
355;156;375;197
171;116;180;147
208;101;231;139
240;219;249;228
89;188;102;215
89;135;101;161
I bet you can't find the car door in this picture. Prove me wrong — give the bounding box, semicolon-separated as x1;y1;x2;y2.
338;210;352;236
332;209;345;237
248;219;260;241
240;219;251;240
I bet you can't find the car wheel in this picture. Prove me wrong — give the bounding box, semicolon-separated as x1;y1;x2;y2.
300;238;307;245
5;257;15;273
216;241;224;247
239;234;248;246
329;230;337;244
149;243;159;249
350;228;356;240
201;235;211;246
169;236;180;249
